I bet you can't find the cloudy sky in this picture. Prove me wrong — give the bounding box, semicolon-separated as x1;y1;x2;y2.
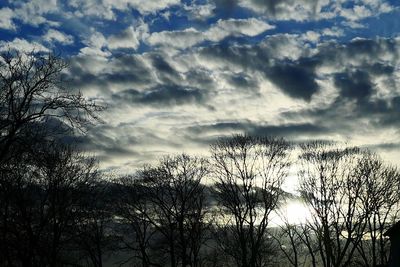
1;0;400;171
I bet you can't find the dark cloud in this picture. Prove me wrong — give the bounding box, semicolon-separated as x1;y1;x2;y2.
185;69;215;87
317;38;399;66
200;43;267;70
250;0;319;16
226;72;260;94
212;0;324;20
366;142;400;152
334;70;373;101
282;94;400;138
367;63;395;76
267;58;319;101
187;120;327;137
64;55;154;92
200;43;320;100
345;38;398;58
65;125;137;157
278;37;400;134
112;85;208;107
150;54;182;83
367;97;400;127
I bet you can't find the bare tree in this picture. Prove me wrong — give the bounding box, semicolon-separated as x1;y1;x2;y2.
298;142;367;267
355;153;400;267
0;50;104;266
0;141;98;267
210;135;291;267
273;199;319;267
115;176;160;267
74;181;117;267
0;50;103;162
116;154;209;267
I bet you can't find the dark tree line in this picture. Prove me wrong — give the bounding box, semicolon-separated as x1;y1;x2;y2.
1;51;400;267
0;50;105;266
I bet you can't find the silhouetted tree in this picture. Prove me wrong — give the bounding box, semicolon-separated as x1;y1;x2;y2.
115;176;159;267
0;50;103;266
210;135;291;267
355;153;400;267
273;202;318;267
298;142;367;267
116;154;209;267
0;50;102;163
0;141;98;267
74;181;117;267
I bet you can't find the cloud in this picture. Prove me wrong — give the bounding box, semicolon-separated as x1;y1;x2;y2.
112;85;209;107
267;58;320;101
2;0;397;169
0;0;61;30
321;27;344;37
184;120;328;146
78;30;111;58
106;0;180;14
0;8;15;30
107;22;149;50
147;18;274;49
276;36;400;151
183;2;216;20
211;0;394;23
224;72;259;93
43;29;74;45
64;54;155;94
333;70;374;101
12;0;60;27
147;28;204;49
0;38;49;52
339;2;393;21
68;0;180;19
212;0;331;21
63;33;400;168
198;35;320;100
108;27;141;50
205;18;275;41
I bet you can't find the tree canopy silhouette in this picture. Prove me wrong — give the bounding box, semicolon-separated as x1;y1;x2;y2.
0;50;103;162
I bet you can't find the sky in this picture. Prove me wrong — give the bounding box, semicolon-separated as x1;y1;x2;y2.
1;0;400;172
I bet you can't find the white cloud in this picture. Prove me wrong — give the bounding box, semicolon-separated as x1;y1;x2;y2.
321;27;344;37
337;1;393;22
107;22;149;50
0;38;49;52
238;0;332;21
300;31;321;43
69;0;179;19
0;8;15;30
230;0;393;22
205;18;275;41
147;18;274;49
14;0;59;27
147;28;204;49
83;31;107;48
340;5;372;21
107;0;180;14
341;20;366;29
43;29;74;45
69;0;115;20
79;31;110;58
184;2;216;20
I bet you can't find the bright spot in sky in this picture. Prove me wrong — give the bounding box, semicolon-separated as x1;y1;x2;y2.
284;201;312;224
271;200;313;226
